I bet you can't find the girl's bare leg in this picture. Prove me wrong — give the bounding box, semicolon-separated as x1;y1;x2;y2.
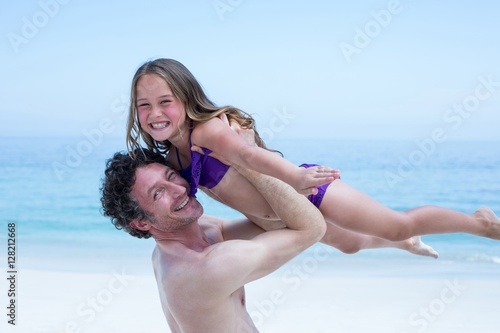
320;221;439;258
246;211;439;258
319;180;500;241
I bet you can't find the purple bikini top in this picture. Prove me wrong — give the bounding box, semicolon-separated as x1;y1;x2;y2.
176;127;230;197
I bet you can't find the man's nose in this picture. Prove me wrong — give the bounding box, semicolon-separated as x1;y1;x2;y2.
166;181;187;197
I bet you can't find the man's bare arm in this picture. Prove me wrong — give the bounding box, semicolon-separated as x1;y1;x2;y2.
192;120;327;299
236;166;326;239
198;168;326;300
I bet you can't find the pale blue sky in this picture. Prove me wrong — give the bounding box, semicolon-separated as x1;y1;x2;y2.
1;0;499;140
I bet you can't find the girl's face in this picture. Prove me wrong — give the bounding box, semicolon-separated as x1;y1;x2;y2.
135;74;187;143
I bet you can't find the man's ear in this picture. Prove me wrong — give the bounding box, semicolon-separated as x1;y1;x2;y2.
129;219;152;231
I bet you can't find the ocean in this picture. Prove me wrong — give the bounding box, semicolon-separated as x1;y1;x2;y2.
1;136;499;275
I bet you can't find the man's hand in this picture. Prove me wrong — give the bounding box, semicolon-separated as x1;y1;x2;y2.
226;114;256;147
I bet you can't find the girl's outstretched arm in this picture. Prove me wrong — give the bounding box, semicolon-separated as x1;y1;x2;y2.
191;116;338;195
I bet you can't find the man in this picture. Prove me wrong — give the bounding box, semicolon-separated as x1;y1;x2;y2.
100;145;326;332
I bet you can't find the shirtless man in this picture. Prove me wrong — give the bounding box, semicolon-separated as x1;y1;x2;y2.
100;147;326;332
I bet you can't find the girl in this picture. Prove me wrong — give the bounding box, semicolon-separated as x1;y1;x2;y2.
126;58;500;257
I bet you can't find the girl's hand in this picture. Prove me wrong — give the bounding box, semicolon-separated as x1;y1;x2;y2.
294;166;341;196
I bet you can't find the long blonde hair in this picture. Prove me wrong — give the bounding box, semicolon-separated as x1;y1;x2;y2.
126;58;280;158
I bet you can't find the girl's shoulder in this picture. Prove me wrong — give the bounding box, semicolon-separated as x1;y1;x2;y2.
193;116;222;131
191;117;227;144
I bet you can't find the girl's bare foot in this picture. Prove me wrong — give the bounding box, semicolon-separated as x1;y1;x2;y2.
402;236;439;259
474;206;500;240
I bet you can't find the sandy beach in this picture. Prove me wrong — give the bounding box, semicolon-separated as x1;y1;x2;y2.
2;249;499;333
2;0;500;330
2;136;499;332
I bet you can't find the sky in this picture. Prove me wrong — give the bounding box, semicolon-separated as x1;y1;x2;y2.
1;0;499;141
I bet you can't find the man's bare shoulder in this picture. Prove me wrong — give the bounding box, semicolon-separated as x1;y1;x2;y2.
198;214;226;227
198;214;226;243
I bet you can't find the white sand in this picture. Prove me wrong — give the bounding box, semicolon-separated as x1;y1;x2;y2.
1;256;499;333
246;274;500;332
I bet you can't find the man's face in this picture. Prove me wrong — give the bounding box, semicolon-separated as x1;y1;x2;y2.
131;163;203;232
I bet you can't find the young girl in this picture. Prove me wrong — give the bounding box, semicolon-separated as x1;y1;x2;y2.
126;58;500;257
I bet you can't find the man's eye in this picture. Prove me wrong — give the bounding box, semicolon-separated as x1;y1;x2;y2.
153;189;161;200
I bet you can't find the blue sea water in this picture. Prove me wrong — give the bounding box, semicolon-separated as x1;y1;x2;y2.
0;136;499;273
